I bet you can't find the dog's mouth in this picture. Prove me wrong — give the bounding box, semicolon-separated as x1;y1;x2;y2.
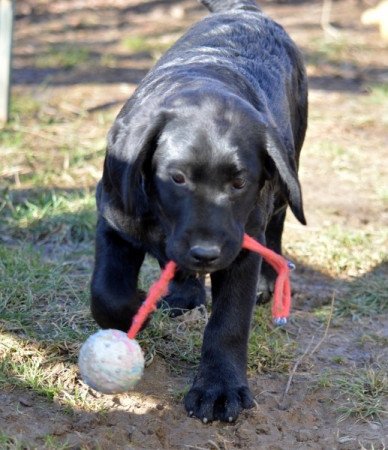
170;248;240;275
185;259;222;275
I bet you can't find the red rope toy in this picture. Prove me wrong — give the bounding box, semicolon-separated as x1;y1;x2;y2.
128;233;291;338
79;233;293;394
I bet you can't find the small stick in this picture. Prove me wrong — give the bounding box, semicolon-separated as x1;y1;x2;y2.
309;293;335;356
281;333;316;402
280;293;336;402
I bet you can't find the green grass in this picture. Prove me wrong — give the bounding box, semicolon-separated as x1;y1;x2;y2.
0;433;28;450
306;36;366;66
331;356;345;365
135;283;296;375
121;36;152;53
1;190;96;244
366;83;388;105
286;225;387;278
0;128;25;150
313;361;388;422
36;46;91;69
359;333;388;347
0;90;108;189
43;435;72;450
121;34;178;59
314;365;388;422
316;370;334;389
336;267;388;320
0;345;63;401
0;244;95;342
10;94;42;120
137;306;206;372
248;307;296;373
335;367;388;421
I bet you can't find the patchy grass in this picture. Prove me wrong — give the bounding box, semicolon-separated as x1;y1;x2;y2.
42;435;73;450
0;433;28;450
36;45;91;70
0;90;108;188
0;333;88;410
313;364;388;423
306;36;365;65
121;34;179;59
0;336;64;401
336;267;388;320
10;94;42;120
316;370;334;389
359;333;388;348
248;307;296;374
286;225;387;278
0;244;94;342
366;83;388;105
335;367;388;422
0;128;25;152
0;189;96;244
138;306;206;372
121;36;153;53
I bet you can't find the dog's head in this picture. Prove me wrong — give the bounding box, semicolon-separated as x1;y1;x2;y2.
106;90;305;273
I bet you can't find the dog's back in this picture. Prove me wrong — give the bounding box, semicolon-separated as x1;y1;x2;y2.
115;0;307;165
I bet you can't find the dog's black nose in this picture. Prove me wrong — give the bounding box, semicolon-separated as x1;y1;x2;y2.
190;245;221;263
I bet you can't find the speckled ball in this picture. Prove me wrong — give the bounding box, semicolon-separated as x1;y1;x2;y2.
79;329;144;394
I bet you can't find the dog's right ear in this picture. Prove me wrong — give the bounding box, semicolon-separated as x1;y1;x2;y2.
104;109;170;217
263;127;306;225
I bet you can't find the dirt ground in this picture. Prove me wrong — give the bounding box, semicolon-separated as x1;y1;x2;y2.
1;0;387;449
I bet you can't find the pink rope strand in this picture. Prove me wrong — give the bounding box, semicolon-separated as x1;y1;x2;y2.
127;261;177;339
242;234;291;321
127;233;292;339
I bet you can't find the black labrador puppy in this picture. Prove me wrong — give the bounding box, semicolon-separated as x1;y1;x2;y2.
91;0;307;422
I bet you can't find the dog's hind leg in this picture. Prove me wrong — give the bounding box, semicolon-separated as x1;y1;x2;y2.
90;217;146;332
257;201;287;304
160;270;207;317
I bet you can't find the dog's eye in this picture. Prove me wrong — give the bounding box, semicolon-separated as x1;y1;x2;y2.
231;178;246;190
171;173;186;185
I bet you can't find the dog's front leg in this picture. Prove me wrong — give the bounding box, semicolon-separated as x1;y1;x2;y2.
184;250;261;422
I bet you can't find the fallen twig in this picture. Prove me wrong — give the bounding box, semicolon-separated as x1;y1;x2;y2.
309;294;335;356
281;333;316;403
280;294;336;403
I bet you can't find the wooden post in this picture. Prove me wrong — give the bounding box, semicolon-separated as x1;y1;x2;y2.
0;0;14;124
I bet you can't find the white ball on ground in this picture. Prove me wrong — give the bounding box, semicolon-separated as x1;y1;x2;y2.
79;329;144;394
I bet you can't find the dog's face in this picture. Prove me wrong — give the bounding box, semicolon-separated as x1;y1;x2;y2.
152;108;264;273
116;91;305;273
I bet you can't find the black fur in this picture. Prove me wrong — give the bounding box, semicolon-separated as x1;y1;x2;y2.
91;0;307;422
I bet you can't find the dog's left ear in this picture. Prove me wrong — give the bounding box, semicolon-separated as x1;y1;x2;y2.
124;112;169;217
263;127;306;225
106;108;170;218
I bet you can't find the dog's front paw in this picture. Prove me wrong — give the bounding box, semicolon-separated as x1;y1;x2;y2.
184;377;254;423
